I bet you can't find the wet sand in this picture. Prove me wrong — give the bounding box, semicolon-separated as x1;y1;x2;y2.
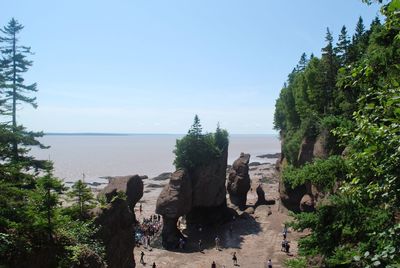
133;162;302;268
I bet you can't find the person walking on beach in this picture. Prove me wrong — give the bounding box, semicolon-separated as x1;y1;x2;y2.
267;259;272;268
139;203;142;213
232;252;238;266
152;262;156;268
140;251;145;264
211;261;217;268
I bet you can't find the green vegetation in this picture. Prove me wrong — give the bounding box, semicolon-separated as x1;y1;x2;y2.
283;156;346;190
174;115;229;171
0;18;104;267
275;1;400;267
67;180;96;220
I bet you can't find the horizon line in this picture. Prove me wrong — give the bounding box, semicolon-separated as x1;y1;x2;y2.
44;132;279;136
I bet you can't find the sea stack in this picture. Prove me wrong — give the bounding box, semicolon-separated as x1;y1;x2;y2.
227;153;251;210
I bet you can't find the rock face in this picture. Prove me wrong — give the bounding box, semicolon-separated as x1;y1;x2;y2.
156;148;230;249
93;175;144;268
93;198;136;268
297;136;316;166
102;175;144;211
156;170;192;248
227;153;251;209
279;129;341;212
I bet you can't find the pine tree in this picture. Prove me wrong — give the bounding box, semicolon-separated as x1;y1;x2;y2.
296;53;308;71
354;16;365;40
188;114;202;137
0;18;48;179
29;171;65;242
321;28;338;113
335;26;350;66
68;179;95;219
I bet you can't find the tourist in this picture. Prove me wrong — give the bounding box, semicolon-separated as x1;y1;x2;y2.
281;239;287;252
267;258;272;268
211;261;217;268
232;251;238;266
152;262;156;268
268;206;272;216
285;241;290;253
282;225;288;239
139;203;142;213
215;235;220;250
140;251;145;264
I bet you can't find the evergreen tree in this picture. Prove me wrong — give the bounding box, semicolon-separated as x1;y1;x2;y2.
321;28;338;113
296;53;308;71
0;18;48;180
335;26;350;65
67;180;95;220
354;16;365;40
188;114;202;137
29;171;64;243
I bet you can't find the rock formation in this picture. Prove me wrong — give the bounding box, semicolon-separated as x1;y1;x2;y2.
156;170;192;248
93;175;144;268
102;175;144;211
227;153;251;210
93;198;136;268
255;184;267;206
156;148;231;249
279;129;342;212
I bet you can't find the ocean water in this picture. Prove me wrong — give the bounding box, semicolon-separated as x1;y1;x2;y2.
30;134;280;183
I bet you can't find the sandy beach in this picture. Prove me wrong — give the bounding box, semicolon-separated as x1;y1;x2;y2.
131;162;302;268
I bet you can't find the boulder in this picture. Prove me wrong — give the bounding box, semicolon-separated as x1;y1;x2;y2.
227;153;251;209
255;184;267;206
93;198;136;268
300;194;315;212
102;175;144;212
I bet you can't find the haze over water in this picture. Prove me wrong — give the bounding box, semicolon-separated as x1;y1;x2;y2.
30;134;280;183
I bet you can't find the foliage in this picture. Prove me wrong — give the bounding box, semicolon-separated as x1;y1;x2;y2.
284;257;307;268
282;156;347;190
67;180;96;220
58;220;105;267
277;1;400;266
173;115;229;171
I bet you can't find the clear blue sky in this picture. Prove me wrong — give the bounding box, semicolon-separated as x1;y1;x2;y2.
2;1;381;134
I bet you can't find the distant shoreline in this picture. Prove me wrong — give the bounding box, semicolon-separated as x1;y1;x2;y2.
44;132;279;137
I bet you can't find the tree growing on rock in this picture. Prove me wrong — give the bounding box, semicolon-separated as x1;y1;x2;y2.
174;115;229;171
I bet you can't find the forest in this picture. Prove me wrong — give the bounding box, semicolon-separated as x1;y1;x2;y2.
274;0;399;267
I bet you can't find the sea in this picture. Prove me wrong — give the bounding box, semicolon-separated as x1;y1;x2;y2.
29;134;280;184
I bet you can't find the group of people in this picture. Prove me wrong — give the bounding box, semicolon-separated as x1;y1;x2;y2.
135;214;163;248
